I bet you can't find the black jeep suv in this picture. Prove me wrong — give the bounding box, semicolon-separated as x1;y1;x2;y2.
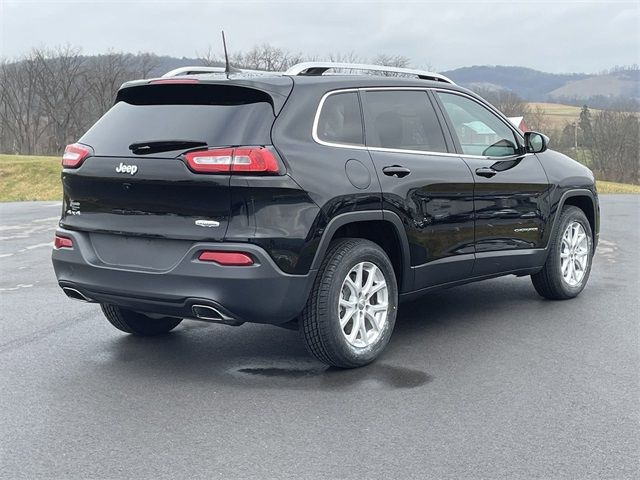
52;62;599;368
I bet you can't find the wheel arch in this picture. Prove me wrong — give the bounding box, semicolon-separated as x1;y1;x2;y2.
310;211;413;292
549;189;599;249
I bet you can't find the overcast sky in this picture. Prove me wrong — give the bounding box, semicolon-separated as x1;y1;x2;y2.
1;0;638;73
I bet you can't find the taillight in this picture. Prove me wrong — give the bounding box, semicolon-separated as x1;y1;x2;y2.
184;147;280;174
185;148;233;173
232;148;279;173
54;235;73;249
198;251;254;266
62;143;92;168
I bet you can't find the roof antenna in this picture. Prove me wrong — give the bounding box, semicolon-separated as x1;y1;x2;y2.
222;30;240;76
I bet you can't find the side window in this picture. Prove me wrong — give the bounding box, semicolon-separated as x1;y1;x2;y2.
362;90;448;153
436;92;519;157
316;91;364;146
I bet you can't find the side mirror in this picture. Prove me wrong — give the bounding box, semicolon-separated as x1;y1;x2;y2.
524;131;549;153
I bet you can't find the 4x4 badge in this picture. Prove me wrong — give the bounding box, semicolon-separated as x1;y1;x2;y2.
115;162;138;175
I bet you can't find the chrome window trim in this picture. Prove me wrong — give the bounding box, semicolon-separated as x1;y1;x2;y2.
460;152;535;161
368;146;460;158
312;89;368;151
311;87;527;159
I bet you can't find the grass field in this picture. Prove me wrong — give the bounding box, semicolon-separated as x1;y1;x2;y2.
0;154;62;201
596;181;640;194
0;154;638;202
527;102;595;130
527;102;638;132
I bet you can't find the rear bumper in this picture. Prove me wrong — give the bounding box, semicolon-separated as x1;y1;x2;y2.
51;228;316;324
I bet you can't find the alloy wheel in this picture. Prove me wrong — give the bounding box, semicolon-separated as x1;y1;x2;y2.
560;221;590;287
338;261;389;348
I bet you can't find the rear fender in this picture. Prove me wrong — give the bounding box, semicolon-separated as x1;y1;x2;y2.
309;210;413;292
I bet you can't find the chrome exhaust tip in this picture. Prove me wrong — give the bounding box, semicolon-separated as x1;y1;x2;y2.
191;305;243;326
62;287;96;303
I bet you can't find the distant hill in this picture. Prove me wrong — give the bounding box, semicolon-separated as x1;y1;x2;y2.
442;65;639;105
548;70;640;99
441;66;587;99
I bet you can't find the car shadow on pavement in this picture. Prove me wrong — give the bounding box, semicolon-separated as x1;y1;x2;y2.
102;277;538;391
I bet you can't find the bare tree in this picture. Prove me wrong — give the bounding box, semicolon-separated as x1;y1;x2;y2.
231;44;305;71
0;55;47;154
200;43;306;71
327;51;364;64
198;46;223;67
370;53;412;77
473;87;530;117
0;49;162;154
526;104;547;132
134;52;159;78
590;111;640;183
371;53;410;68
82;52;132;117
32;46;87;152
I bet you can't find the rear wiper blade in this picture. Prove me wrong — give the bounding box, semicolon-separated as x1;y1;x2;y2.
129;140;207;155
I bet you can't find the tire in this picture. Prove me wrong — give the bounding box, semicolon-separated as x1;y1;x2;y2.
531;205;593;300
100;304;182;336
300;238;398;368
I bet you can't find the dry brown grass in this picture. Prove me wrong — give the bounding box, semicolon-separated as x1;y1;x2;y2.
596;181;640;194
527;102;597;130
0;154;62;201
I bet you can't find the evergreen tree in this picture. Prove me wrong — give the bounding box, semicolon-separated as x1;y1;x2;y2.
578;105;593;148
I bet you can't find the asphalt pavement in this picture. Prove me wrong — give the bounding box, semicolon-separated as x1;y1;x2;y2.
0;196;638;480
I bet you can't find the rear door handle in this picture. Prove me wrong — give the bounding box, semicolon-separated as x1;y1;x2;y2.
475;167;497;178
382;165;411;178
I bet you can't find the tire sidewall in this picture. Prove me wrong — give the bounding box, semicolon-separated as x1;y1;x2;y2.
320;242;398;367
101;304;182;335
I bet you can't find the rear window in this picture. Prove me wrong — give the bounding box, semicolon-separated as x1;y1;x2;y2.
79;84;275;157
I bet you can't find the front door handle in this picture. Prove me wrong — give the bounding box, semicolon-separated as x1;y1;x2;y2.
475;166;497;178
382;165;411;178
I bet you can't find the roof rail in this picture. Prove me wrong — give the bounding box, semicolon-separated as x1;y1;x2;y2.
161;66;276;78
162;66;226;77
285;62;454;84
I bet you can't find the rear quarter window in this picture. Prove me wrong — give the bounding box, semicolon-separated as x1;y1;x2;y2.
315;91;364;146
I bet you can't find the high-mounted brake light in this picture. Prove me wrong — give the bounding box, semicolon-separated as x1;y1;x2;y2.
62;143;92;168
184;147;280;174
149;78;200;84
54;235;73;249
198;251;254;266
